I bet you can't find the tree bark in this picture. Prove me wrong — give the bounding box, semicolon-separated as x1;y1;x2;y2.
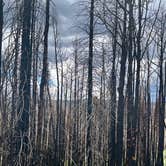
37;0;50;153
16;0;32;164
86;0;94;165
116;0;127;165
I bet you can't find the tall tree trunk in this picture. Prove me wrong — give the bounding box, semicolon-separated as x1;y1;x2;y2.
59;57;64;164
37;0;50;153
10;2;21;163
0;0;3;87
134;0;142;164
53;19;60;164
16;0;32;164
109;1;117;165
11;0;21;129
0;2;3;160
126;0;135;165
116;0;127;165
145;49;151;166
156;14;165;166
32;0;37;110
86;0;94;165
72;39;79;164
69;70;73;166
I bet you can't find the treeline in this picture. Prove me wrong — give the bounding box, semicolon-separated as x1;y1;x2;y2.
0;0;165;166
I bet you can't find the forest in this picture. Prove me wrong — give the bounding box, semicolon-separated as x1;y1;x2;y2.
0;0;165;166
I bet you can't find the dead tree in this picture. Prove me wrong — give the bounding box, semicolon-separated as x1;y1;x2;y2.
109;1;118;165
37;0;50;153
0;0;3;87
52;18;60;164
86;0;94;165
116;0;127;165
16;0;32;164
126;0;135;165
156;13;166;166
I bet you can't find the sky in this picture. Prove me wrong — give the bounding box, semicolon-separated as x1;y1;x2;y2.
46;0;82;63
55;0;78;42
48;0;79;95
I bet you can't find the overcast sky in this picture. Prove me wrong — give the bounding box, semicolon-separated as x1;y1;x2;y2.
55;0;78;40
46;0;78;62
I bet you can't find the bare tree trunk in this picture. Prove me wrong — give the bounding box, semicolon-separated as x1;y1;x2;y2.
156;14;165;166
37;0;50;154
0;0;3;88
16;0;32;164
86;0;94;165
68;70;73;166
145;49;151;166
59;57;64;164
116;0;127;165
126;0;135;165
10;2;21;163
72;39;79;164
11;0;21;128
53;19;61;164
109;1;117;165
32;0;37;110
134;0;142;164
